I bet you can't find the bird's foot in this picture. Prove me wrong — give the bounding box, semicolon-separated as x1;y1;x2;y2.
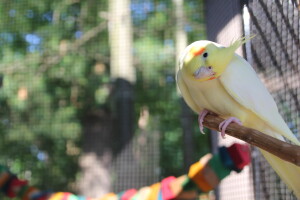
198;109;209;134
218;117;242;139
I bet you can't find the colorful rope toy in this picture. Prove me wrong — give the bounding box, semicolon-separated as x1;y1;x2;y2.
0;143;251;200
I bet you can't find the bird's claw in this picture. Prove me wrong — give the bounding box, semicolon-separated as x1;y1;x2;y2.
218;117;242;139
198;109;209;134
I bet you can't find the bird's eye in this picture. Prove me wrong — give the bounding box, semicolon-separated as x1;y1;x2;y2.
203;52;208;58
208;66;212;69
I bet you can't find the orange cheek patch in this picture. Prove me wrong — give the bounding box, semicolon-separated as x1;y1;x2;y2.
191;46;205;56
208;77;216;80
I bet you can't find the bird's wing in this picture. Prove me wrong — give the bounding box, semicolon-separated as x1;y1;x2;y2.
219;54;300;145
176;70;201;113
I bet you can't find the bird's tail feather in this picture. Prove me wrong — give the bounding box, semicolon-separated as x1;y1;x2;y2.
258;128;300;198
260;149;300;198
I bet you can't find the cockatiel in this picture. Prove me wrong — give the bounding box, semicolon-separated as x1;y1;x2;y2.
176;37;300;197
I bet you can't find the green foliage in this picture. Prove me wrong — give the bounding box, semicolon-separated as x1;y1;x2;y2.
0;0;109;194
0;0;207;196
133;0;207;177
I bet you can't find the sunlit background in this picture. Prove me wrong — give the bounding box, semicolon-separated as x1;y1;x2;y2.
0;0;208;198
0;0;299;199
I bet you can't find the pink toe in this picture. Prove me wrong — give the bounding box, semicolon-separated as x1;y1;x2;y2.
233;118;242;125
198;109;209;134
218;120;225;131
219;117;242;139
221;131;226;139
221;121;230;137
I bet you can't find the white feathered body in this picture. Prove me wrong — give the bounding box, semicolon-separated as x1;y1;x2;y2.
177;51;300;197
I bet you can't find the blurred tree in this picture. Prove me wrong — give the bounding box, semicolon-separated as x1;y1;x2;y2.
173;0;195;172
132;0;209;178
108;0;138;192
0;0;110;196
0;0;208;199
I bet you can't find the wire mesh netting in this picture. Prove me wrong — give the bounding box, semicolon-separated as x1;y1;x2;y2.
205;0;300;199
246;0;300;199
204;1;256;200
1;0;300;199
0;0;209;199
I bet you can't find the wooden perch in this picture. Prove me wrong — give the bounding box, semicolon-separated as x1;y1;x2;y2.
202;113;300;167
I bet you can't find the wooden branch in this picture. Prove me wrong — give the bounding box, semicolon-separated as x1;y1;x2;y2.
202;113;300;166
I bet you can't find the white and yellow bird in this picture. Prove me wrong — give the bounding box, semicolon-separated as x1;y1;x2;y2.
176;37;300;197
